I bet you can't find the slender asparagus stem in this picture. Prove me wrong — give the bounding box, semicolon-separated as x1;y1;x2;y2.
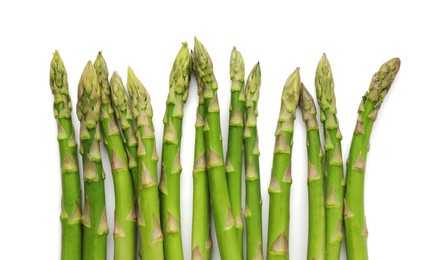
244;63;263;260
267;68;301;260
191;77;212;260
344;58;400;260
94;53;136;260
158;43;192;260
110;72;139;198
192;37;242;260
226;47;246;256
314;54;344;260
50;51;82;260
127;67;164;260
299;84;326;260
76;61;108;260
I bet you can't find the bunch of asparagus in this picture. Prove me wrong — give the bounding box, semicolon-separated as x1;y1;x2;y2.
50;40;400;260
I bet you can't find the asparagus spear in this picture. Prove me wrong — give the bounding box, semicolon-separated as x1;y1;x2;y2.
76;61;108;260
267;68;301;260
314;54;344;260
299;84;326;260
50;51;82;260
344;58;400;260
94;53;136;260
226;47;246;255
127;67;164;260
191;74;212;260
158;43;192;259
110;72;139;198
192;37;242;260
244;63;264;260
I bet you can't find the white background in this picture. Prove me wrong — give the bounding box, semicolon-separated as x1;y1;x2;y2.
0;1;431;259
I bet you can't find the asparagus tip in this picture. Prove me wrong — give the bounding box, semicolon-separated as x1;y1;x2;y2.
173;42;191;70
245;62;261;104
366;57;401;106
127;66;135;80
318;54;330;68
53;50;60;60
110;71;123;94
94;52;109;79
112;70;120;79
299;83;317;115
193;37;210;64
76;60;100;121
230;47;245;83
50;50;67;93
51;50;63;70
169;42;192;102
79;61;98;90
315;54;334;103
280;67;301;114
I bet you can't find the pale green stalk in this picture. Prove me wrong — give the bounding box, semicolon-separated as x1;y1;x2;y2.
315;54;344;260
299;84;325;260
77;61;108;260
159;43;192;260
95;53;136;260
344;58;400;260
192;37;242;260
226;48;246;256
127;67;164;260
50;51;83;260
267;68;301;260
191;79;212;260
110;72;139;198
244;63;263;260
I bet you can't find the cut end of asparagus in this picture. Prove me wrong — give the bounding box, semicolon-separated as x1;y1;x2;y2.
230;47;245;90
168;42;192;105
77;61;101;123
366;57;401;107
245;62;261;106
127;67;153;118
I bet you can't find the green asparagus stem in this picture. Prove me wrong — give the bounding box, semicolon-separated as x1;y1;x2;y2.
50;51;82;260
191;77;212;260
110;72;139;198
158;43;192;260
226;48;246;256
267;68;301;260
94;53;136;260
299;84;326;260
244;63;263;260
76;61;108;260
127;67;164;260
192;37;242;260
226;47;245;254
344;58;400;260
314;54;344;260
